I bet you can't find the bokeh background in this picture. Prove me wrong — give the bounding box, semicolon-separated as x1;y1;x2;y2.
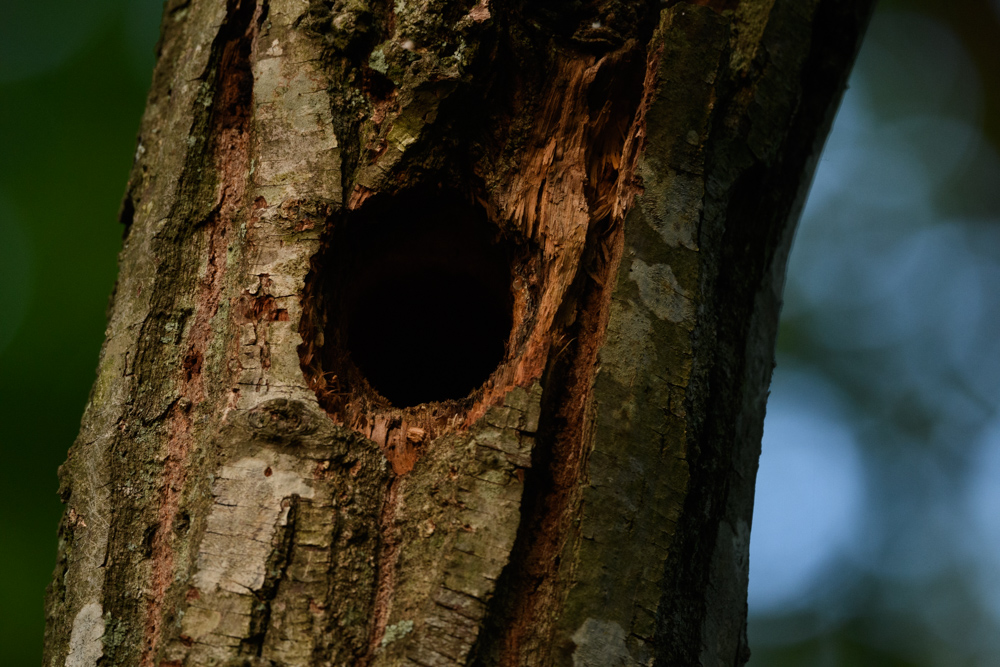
0;1;998;664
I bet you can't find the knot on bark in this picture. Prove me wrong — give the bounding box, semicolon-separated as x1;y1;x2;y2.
247;398;318;441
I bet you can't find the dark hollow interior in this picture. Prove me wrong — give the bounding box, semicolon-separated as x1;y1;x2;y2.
325;189;513;408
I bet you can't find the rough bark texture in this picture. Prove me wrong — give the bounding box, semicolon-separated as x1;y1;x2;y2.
45;0;873;666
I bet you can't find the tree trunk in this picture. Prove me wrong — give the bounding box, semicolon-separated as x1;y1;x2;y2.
44;0;872;665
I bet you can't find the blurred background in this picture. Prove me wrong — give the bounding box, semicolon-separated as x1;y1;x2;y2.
0;0;997;664
749;1;1000;665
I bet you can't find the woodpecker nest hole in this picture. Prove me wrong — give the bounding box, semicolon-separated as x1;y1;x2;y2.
317;187;516;409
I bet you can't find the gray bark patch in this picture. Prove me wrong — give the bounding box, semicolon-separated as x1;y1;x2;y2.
65;602;104;667
629;259;694;324
571;618;639;667
192;456;314;595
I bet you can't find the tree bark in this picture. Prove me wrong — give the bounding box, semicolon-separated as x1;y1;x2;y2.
44;0;873;665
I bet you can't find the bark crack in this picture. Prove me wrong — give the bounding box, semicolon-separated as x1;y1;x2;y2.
241;496;300;658
139;1;266;664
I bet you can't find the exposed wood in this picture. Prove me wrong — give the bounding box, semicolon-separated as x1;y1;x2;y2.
44;0;874;666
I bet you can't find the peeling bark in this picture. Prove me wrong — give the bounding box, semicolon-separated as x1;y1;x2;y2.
44;0;873;666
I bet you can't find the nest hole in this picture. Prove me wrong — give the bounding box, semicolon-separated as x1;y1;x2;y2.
323;188;514;408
